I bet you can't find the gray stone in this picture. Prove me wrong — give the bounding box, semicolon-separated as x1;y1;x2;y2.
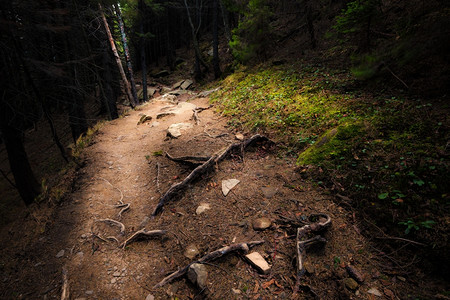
172;80;184;89
156;112;175;119
187;263;208;289
222;179;240;196
180;79;193;90
261;187;278;199
367;288;382;296
184;244;200;259
343;278;359;290
167;123;193;138
252;217;271;230
137;87;157;99
56;250;65;258
168;89;187;96
245;252;271;274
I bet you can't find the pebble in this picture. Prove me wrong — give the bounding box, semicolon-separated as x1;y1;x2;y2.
343;278;358;290
195;203;211;215
252;217;272;230
245;252;271;274
235;133;244;140
56;250;65;258
368;287;382;296
187;263;208;289
111;278;117;284
113;271;121;277
184;244;200;259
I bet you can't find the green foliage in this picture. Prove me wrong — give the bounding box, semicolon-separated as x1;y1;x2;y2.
334;0;379;35
399;219;436;234
229;0;273;64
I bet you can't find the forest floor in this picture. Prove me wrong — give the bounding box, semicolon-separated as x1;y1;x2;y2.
1;80;448;299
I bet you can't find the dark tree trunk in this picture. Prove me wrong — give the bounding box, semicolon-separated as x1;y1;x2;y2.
101;40;119;120
1;126;40;205
213;0;221;78
138;0;148;102
68;93;88;142
219;0;232;43
306;0;316;49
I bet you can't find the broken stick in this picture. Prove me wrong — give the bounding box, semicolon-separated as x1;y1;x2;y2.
152;134;272;216
61;266;69;300
296;214;331;278
154;240;264;288
120;228;166;248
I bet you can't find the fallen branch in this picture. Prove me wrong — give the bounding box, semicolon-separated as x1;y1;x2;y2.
152;134;272;216
154;240;264;288
120;228;166;248
296;214;331;278
95;218;125;235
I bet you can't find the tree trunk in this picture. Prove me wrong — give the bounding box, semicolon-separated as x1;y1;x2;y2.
306;0;316;49
113;4;139;106
219;0;232;43
213;0;221;78
138;0;148;102
1;125;40;205
99;3;136;108
101;41;119;119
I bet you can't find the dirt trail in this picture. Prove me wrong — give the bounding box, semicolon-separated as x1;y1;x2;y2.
0;90;428;299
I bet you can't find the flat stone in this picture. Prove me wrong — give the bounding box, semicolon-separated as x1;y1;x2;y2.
367;288;382;296
187;263;208;289
245;252;271;274
222;179;240;196
343;278;359;290
137;87;157;99
196;203;211;215
168;89;187;96
113;271;121;277
85;290;94;295
167;123;193;138
172;80;184;89
56;250;65;258
184;244;200;259
252;217;271;230
261;187;278;199
235;133;244;140
180;79;193;90
145;294;155;300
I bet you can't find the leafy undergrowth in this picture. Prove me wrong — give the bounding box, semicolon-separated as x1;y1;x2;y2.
211;63;450;268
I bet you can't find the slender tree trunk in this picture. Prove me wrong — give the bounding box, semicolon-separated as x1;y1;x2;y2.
213;0;221;78
305;0;316;49
113;4;138;105
138;0;148;102
183;0;208;73
101;40;119;119
1;125;40;205
219;0;232;43
99;3;136;108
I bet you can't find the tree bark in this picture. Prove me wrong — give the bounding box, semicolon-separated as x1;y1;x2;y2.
1;125;40;205
113;4;139;106
138;0;148;102
99;3;136;108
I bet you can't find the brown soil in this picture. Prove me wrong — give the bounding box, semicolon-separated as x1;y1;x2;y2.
0;88;445;299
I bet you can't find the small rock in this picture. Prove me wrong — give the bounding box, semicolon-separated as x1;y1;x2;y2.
261;187;278;199
145;294;155;300
156;112;175;119
343;278;359;290
245;252;271;274
137;115;152;125
187;263;208;289
304;262;315;274
367;287;382;296
111;278;117;284
56;250;65;258
231;288;241;294
222;179;240;196
167;122;193;138
81;234;87;239
172;80;184;89
180;79;193;90
235;133;244;140
252;217;271;231
346;265;364;283
168;89;187;96
85;290;93;295
113;271;121;277
184;244;200;259
195;203;211;215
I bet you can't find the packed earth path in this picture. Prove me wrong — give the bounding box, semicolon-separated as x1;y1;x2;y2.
0;84;436;299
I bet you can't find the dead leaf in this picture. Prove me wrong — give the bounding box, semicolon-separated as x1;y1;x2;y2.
262;279;275;289
384;288;395;299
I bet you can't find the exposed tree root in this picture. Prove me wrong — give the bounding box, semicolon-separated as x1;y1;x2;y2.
60;266;69;300
116;203;130;219
165;151;211;165
95;218;125;235
154;240;264;288
152;134;272;216
191;105;212;125
120;228;166;248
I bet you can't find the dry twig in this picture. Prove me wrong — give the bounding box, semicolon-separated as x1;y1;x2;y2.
120;228;166;248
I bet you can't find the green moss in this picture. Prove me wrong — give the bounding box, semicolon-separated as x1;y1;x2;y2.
298;122;364;165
